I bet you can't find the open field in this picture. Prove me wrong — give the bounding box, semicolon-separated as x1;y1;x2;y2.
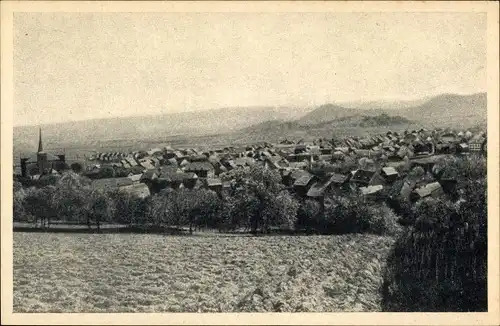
14;232;394;312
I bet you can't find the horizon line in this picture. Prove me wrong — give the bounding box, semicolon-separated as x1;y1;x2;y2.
13;91;487;128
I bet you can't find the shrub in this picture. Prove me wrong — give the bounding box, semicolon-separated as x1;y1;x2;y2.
320;192;399;235
383;176;487;311
296;199;322;231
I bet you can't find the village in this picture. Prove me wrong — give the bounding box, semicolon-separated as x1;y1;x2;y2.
15;127;487;211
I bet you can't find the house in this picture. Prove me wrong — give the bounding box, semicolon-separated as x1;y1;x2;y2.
410;182;444;201
264;156;289;170
381;167;399;183
147;148;163;156
19;128;67;177
352;149;371;158
294;145;307;154
318;155;333;162
157;172;198;190
360;185;384;199
126;157;138;167
441;132;456;143
350;169;385;188
307;178;334;199
331;151;346;162
205;178;223;193
118;183;151;199
307;173;347;199
184;161;215;178
436;141;456;154
127;174;143;183
92;177;134;192
293;173;317;196
468;136;486;153
387;179;416;201
139;158;155;170
411;156;442;173
457;143;469;154
139;170;159;190
438;168;458;194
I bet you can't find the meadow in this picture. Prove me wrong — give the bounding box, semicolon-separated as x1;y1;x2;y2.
13;232;394;313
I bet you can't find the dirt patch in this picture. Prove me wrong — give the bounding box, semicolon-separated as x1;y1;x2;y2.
14;232;394;312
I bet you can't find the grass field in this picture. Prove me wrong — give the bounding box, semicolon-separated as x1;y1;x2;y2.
13;232;394;312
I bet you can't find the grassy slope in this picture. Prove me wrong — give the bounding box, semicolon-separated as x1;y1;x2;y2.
14;232;394;313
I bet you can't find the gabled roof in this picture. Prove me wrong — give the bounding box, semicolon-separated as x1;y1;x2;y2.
185;161;214;172
360;185;384;196
159;172;198;183
414;182;443;198
330;173;348;184
128;174;143;182
206;178;223;187
294;174;315;187
381;167;399;176
119;183;150;199
141;169;158;181
290;169;311;181
351;169;377;183
92;177;134;190
307;178;333;197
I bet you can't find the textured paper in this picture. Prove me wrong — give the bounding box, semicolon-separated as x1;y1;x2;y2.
1;1;499;325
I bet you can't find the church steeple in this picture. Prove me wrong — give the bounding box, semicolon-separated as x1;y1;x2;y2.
37;127;43;153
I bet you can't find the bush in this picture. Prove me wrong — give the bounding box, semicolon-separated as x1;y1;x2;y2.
317;192;399;235
382;176;487;311
296;199;322;231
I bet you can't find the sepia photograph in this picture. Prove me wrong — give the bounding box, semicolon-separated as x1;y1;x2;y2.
1;1;499;325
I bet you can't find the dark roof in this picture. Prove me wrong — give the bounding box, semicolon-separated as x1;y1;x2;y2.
440;168;458;181
351;169;376;183
141;169;158;180
330;173;348;184
185;161;214;172
307;178;333;197
159;172;198;183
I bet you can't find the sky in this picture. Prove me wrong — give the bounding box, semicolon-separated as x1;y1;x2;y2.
14;12;486;126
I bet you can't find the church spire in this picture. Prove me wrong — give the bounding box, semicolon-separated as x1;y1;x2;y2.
37;127;43;153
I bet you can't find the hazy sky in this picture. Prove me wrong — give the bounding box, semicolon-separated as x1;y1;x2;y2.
14;12;486;126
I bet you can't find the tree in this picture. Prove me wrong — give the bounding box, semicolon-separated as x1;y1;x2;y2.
86;190;116;231
70;162;83;173
226;166;297;233
52;172;92;223
23;186;57;228
296;199;321;232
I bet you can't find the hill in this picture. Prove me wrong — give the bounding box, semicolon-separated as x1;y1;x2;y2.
297;104;368;125
13;106;310;156
297;93;486;129
340;98;429;111
399;92;487;128
13;92;487;156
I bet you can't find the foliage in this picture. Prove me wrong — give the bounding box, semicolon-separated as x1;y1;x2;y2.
295;199;322;231
322;193;398;235
382;156;487;312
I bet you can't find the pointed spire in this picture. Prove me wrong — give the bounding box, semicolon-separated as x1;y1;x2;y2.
37;127;43;153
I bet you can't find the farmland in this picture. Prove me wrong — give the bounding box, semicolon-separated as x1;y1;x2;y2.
13;232;394;312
